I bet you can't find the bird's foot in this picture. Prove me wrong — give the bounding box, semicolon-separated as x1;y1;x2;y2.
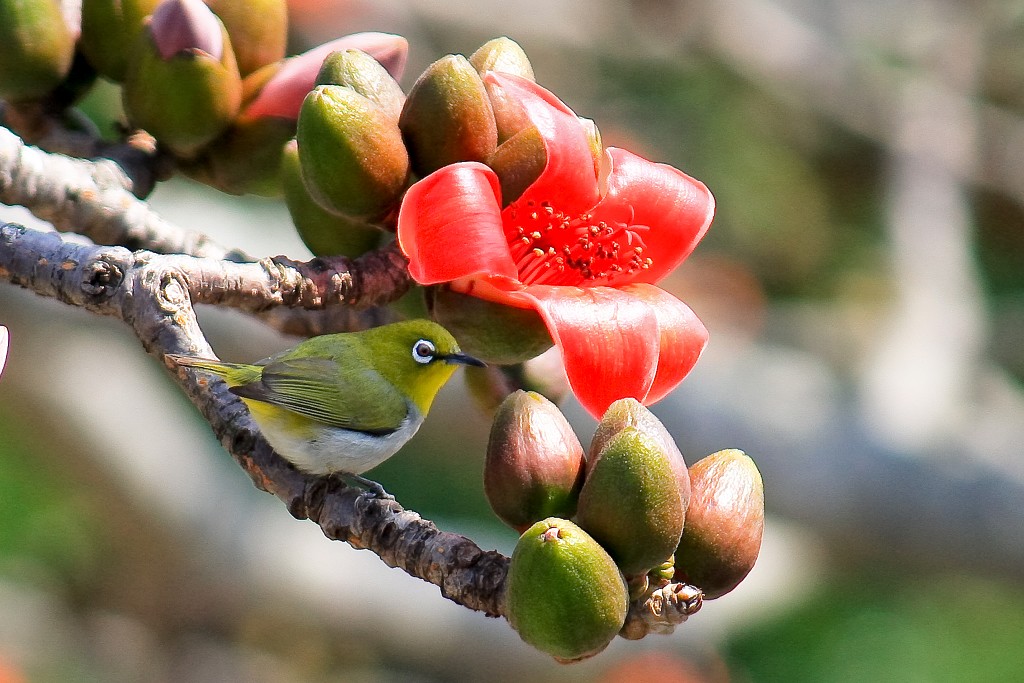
336;473;394;501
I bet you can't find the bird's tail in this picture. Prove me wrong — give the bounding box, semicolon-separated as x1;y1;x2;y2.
165;354;261;386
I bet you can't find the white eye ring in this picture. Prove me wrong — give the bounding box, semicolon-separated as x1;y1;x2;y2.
412;339;436;364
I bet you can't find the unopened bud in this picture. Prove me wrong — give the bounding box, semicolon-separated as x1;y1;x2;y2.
202;0;287;76
0;0;76;100
506;518;628;662
316;49;405;122
485;125;545;206
674;449;764;599
150;0;223;60
399;54;498;176
123;0;242;157
469;37;535;81
484;391;584;532
576;426;688;576
296;85;409;219
280;140;383;257
80;0;160;82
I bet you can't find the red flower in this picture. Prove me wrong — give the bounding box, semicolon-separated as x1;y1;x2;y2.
397;73;714;419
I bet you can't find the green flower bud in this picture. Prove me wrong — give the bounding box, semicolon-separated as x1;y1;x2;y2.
203;0;287;77
315;49;406;122
674;449;764;599
0;0;76;101
469;37;535;81
80;0;160;82
431;287;552;365
296;84;409;220
576;426;688;576
484;391;584;532
399;54;498;177
506;518;628;663
486;125;545;206
280;140;383;257
122;0;242;158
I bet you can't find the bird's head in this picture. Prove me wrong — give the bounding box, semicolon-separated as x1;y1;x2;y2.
366;319;484;415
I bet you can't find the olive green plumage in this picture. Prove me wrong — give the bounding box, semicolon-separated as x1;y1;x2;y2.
168;319;482;475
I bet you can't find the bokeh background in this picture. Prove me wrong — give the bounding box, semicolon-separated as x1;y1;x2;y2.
3;0;1024;680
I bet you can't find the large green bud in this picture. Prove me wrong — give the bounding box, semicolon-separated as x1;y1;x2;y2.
202;0;287;77
0;0;76;101
576;426;688;577
296;84;409;220
122;0;242;158
505;518;628;662
399;54;498;177
674;449;764;599
315;48;405;122
80;0;160;82
484;391;584;532
280;140;383;258
469;37;535;81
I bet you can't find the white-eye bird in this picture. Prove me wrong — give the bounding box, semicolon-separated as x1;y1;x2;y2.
167;319;483;484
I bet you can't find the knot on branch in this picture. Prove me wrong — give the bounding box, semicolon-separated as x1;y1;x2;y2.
156;269;190;311
81;256;125;299
620;582;703;640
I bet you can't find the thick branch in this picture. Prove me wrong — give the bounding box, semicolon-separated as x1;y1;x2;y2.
0;222;691;637
0;125;239;258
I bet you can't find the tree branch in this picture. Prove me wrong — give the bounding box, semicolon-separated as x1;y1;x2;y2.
0;99;173;199
0;221;699;638
0;125;240;258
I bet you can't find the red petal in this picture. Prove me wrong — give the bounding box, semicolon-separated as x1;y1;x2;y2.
398;163;519;284
507;284;660;419
620;283;708;404
593;148;715;284
484;73;600;217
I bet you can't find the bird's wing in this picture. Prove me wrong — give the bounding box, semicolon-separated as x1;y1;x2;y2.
228;357;408;434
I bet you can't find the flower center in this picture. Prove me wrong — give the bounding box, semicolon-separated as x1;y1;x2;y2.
504;199;653;287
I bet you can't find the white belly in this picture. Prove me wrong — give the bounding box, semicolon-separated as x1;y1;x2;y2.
245;400;424;475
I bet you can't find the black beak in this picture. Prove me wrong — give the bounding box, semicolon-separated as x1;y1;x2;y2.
442;352;486;368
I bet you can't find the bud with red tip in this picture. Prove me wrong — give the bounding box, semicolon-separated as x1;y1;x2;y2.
242;32;409;122
122;0;242;158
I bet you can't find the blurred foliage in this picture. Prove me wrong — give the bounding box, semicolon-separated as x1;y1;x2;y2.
594;57;887;300
725;570;1024;682
0;406;104;590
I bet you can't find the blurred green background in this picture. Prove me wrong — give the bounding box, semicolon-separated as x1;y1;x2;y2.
3;0;1024;681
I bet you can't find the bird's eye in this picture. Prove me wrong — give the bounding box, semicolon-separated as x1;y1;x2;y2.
412;339;436;364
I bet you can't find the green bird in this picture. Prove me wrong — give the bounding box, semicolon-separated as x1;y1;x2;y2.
168;319;483;488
